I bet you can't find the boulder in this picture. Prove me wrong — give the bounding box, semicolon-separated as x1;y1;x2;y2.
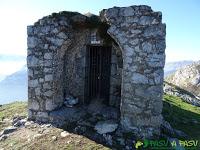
1;126;17;135
64;95;78;107
52;136;57;141
13;119;27;127
95;120;118;134
0;135;8;141
60;131;70;137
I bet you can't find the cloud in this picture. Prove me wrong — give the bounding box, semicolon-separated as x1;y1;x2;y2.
0;55;26;75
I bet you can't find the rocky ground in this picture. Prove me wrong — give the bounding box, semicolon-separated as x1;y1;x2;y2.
165;61;200;97
0;117;110;150
0;102;136;150
164;81;200;106
1;97;200;150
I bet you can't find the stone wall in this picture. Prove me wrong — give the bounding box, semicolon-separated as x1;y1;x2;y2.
100;5;166;138
109;43;122;108
27;12;82;121
27;5;166;138
63;30;89;103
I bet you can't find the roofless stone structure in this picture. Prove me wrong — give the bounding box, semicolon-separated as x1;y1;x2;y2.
27;5;166;139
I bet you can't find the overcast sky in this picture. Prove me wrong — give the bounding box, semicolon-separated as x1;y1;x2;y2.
0;0;199;76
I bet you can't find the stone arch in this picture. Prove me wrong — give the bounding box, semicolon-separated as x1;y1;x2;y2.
27;5;166;138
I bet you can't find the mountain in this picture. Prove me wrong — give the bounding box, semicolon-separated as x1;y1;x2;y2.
0;55;26;82
0;66;27;104
164;60;193;77
165;61;200;97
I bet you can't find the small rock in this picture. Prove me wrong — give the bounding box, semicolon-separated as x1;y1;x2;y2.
45;124;52;128
95;120;118;134
13;119;27;127
41;124;51;128
25;121;33;127
117;138;125;146
74;126;86;134
12;117;21;125
0;135;8;141
27;138;31;142
38;128;45;134
64;95;78;107
43;129;50;134
1;126;17;135
52;136;57;141
103;134;112;145
33;134;42;139
60;131;70;137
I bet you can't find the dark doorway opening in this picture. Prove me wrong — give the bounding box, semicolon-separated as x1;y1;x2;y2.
85;45;111;105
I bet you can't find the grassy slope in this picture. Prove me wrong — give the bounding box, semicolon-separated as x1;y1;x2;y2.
0;102;27;130
163;94;200;139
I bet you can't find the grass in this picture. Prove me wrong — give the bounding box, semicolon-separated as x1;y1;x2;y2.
0;101;27;130
162;94;200;139
0;101;27;120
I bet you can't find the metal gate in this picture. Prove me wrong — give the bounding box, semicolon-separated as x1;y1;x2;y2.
85;45;111;104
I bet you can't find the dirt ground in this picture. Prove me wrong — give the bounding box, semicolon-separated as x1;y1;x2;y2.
0;121;110;150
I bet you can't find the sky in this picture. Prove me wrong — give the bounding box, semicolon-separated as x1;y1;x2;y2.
0;0;199;78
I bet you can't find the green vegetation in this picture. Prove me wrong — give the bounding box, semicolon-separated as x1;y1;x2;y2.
0;101;27;120
162;94;200;139
0;101;27;130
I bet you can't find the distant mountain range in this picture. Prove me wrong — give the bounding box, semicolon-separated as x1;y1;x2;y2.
0;60;197;104
164;60;194;77
0;65;27;104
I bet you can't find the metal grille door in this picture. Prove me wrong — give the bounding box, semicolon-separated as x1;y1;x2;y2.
86;46;111;104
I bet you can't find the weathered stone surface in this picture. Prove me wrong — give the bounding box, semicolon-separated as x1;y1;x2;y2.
46;100;58;111
36;112;49;122
44;53;53;60
45;75;53;81
29;79;38;88
64;96;78;107
29;100;40;110
131;73;148;84
1;126;17;135
60;131;70;137
27;37;39;48
27;56;39;67
44;90;53;97
27;5;166;139
0;134;8;141
95;120;118;134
